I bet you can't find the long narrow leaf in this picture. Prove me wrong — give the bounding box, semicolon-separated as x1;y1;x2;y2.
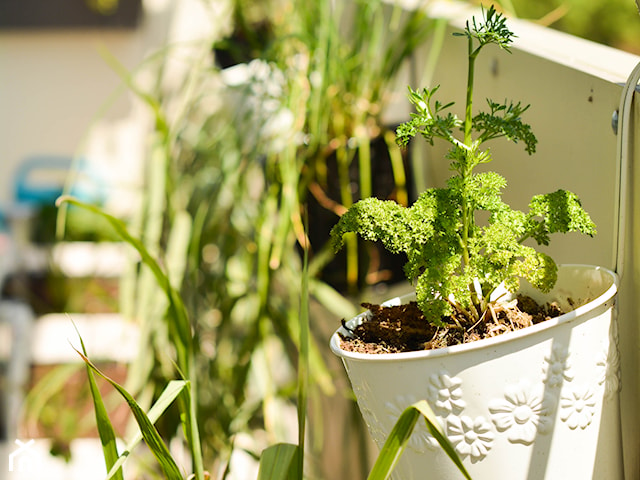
98;45;169;137
296;212;310;478
257;443;300;480
368;405;418;479
59;198;204;480
73;324;123;480
104;380;189;480
56;195;191;365
21;363;82;432
414;401;471;479
384;129;408;207
179;369;205;480
309;278;359;320
368;400;472;480
72;347;184;480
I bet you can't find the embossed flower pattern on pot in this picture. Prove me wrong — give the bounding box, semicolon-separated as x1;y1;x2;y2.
597;340;621;399
427;371;466;416
359;402;387;447
542;343;574;388
352;379;387;446
447;415;494;462
489;381;555;445
560;385;597;429
385;395;440;452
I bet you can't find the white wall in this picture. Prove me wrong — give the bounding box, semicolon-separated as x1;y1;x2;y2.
0;0;179;210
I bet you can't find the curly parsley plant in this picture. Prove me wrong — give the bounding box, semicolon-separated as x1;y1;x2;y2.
330;6;595;327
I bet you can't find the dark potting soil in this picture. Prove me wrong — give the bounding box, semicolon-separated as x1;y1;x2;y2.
339;296;565;354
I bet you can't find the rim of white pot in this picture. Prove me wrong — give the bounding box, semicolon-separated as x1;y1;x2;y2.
330;264;618;362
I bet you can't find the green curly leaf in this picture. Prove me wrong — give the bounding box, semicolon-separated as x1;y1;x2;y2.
527;190;596;245
330;197;422;254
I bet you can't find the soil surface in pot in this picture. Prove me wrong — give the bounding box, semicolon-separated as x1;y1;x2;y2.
339;296;566;354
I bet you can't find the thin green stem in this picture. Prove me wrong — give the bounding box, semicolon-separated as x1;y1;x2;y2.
460;37;479;270
337;145;359;291
384;129;408;207
463;39;476;147
358;135;372;201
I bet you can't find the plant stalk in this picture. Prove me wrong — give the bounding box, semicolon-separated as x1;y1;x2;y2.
460;35;479;271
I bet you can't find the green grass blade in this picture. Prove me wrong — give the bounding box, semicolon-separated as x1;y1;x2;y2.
56;195;191;366
257;443;300;480
104;380;188;480
367;404;418;479
357;134;372;201
178;369;205;480
165;210;192;289
97;45;168;137
384;129;408;207
72;347;185;480
309;278;359;320
73;324;123;480
296;214;310;478
306;335;336;396
414;400;472;479
22;363;82;432
367;400;472;480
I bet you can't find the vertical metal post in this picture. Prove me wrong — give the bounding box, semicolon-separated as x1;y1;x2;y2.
613;61;640;278
614;59;640;480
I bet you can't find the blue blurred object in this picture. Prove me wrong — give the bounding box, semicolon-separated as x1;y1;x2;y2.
14;155;71;205
13;155;106;206
0;155;106;233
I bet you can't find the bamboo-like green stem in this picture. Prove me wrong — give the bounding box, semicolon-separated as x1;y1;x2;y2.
297;212;310;479
337;144;359;291
358;135;372;201
464;40;476;147
384;129;408;207
460;36;479;271
461;36;481;319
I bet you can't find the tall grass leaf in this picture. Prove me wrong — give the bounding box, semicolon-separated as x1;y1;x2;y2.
307;336;336;396
367;404;418;480
55;195;191;362
104;380;189;480
72;347;185;479
165;210;193;289
178;372;205;480
419;17;449;92
98;45;168;137
296;211;310;478
22;363;82;432
357;133;372;201
133;138;171;372
309;279;359;320
257;443;300;480
367;400;471;480
413;400;472;479
72;323;124;480
384;129;408;207
57;196;204;480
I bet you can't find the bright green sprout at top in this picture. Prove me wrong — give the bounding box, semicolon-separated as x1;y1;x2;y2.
330;5;596;326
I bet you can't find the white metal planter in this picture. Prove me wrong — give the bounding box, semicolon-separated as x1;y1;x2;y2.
330;265;622;479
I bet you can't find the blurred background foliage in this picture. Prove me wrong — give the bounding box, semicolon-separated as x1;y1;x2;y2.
89;0;438;476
